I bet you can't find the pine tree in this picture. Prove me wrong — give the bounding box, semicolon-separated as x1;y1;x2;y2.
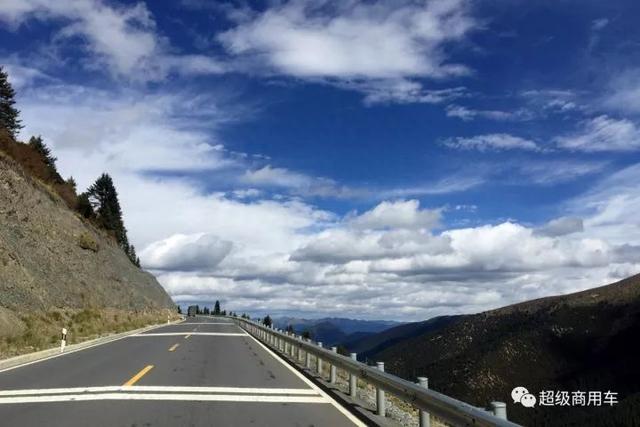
0;66;22;138
128;245;140;267
87;173;138;266
66;176;77;192
214;300;221;315
77;192;94;218
263;315;272;327
28;136;57;171
88;174;126;240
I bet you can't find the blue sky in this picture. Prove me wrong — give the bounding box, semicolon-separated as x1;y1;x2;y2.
2;0;640;320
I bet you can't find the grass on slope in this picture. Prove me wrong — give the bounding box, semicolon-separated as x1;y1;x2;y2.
0;308;177;359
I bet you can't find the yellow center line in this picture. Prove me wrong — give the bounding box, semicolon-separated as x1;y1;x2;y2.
123;365;153;387
168;343;180;352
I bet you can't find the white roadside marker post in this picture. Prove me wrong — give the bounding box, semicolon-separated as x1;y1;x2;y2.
60;328;67;353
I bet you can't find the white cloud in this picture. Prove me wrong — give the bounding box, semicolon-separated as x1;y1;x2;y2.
520;89;578;113
592;18;609;31
349;200;440;230
3;63;54;90
443;133;542;152
535;217;584;237
555;115;640;152
217;0;477;103
18;85;233;174
0;0;226;80
516;160;606;185
603;70;640;115
445;105;531;121
242;165;315;189
142;234;233;271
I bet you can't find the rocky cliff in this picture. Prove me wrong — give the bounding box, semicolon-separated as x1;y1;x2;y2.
0;151;174;354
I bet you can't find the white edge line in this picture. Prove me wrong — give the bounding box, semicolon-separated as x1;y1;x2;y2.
0;393;329;404
130;332;247;337
178;322;236;325
0;321;185;374
244;328;367;427
0;386;319;396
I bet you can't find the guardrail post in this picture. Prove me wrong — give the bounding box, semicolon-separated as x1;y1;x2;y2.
330;346;337;383
418;377;430;427
284;333;289;354
317;342;323;375
295;336;301;361
349;353;358;398
490;402;508;420
376;362;386;417
305;340;311;369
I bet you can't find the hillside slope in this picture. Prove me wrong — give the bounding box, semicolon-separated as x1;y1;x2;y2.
0;152;174;355
370;274;640;426
342;315;461;359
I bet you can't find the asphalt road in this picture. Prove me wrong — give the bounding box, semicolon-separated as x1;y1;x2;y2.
0;316;364;427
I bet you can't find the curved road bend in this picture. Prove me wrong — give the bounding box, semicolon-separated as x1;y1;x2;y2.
0;316;365;427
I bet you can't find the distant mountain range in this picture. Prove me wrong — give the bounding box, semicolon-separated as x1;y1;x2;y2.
341;315;461;360
348;274;640;427
272;317;402;346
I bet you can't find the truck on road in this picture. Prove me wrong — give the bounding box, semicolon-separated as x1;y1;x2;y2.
187;305;198;317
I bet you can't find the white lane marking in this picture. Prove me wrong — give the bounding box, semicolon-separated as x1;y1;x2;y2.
0;393;329;405
244;331;367;427
177;323;236;325
0;386;320;396
0;321;186;374
130;332;247;337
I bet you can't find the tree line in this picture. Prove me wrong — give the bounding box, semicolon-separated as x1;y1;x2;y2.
0;66;139;267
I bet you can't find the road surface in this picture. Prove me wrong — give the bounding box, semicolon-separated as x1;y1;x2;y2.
0;316;364;426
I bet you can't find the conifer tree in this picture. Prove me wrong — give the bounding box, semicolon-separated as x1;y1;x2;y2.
0;66;22;138
77;192;94;218
87;173;138;266
263;315;272;327
28;136;57;171
66;176;77;192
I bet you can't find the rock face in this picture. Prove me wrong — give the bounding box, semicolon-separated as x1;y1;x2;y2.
0;153;174;330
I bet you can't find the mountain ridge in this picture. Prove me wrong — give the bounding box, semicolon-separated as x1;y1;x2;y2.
363;274;640;426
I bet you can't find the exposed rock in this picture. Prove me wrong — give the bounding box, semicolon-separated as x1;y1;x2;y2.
0;152;174;340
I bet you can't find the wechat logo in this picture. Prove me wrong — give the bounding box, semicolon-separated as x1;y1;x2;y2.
512;386;536;408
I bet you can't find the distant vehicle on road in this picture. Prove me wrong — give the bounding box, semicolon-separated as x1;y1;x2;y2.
187;305;198;317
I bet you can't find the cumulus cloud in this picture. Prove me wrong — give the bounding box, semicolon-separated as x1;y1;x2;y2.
555;115;640;152
217;0;477;103
349;200;440;230
142;234;233;271
443;133;542;151
535;217;584;237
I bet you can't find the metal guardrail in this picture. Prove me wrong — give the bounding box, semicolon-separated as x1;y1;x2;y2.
233;317;521;427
